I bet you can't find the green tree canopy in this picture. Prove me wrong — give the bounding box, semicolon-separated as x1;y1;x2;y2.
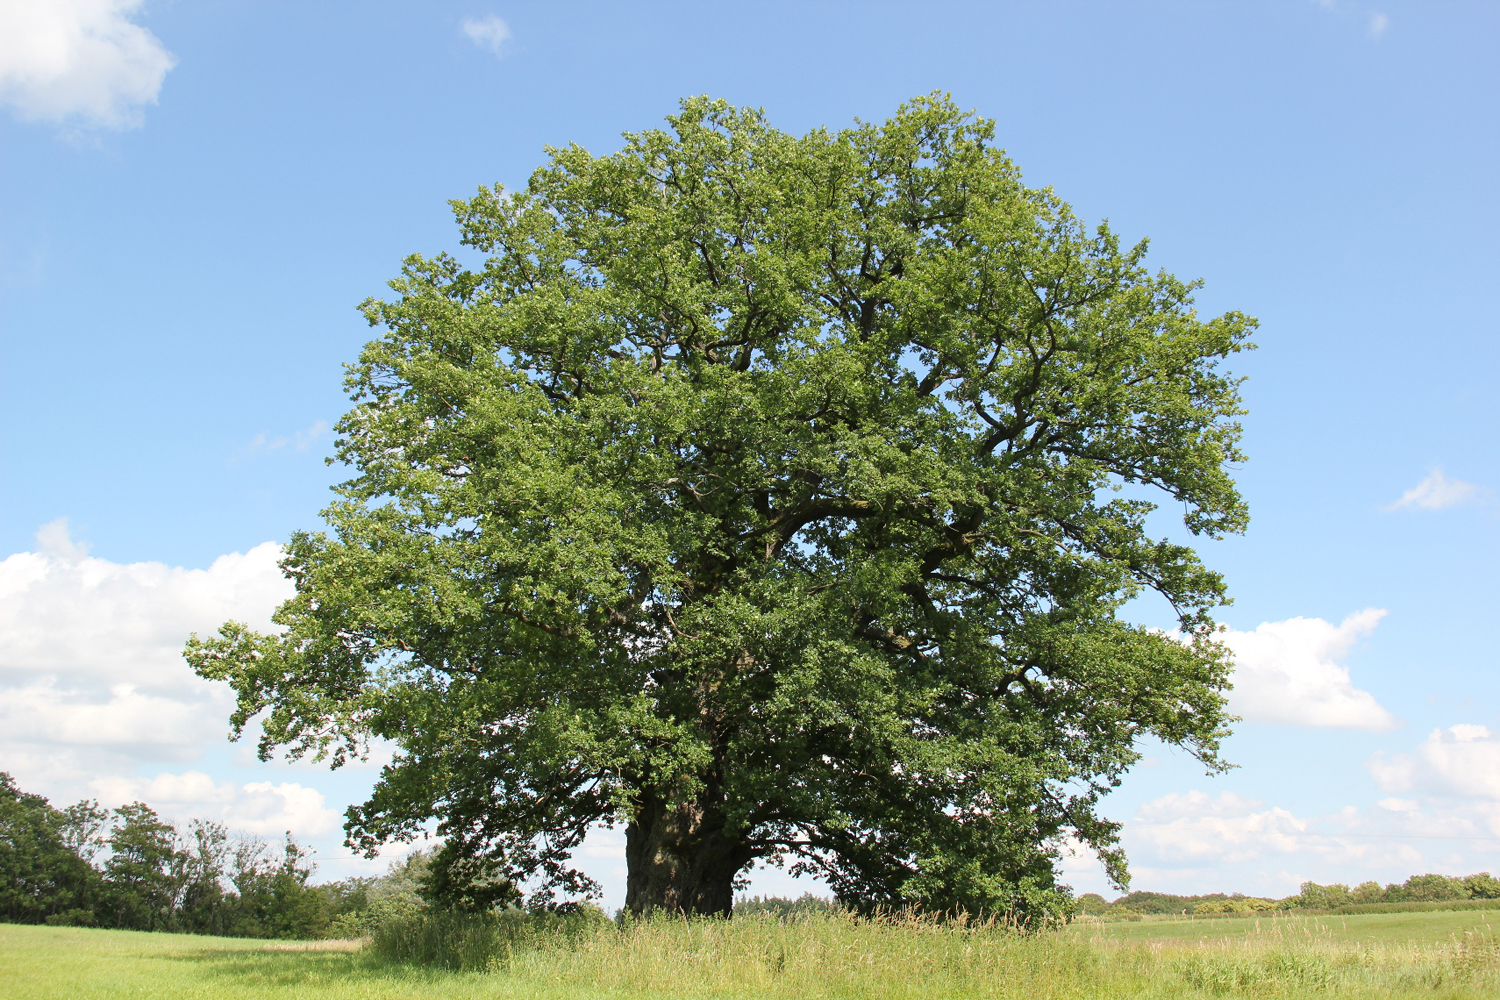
102;802;181;931
187;94;1253;919
0;773;99;925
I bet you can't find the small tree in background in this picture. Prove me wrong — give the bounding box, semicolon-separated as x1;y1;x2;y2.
228;832;329;939
1297;881;1353;910
102;803;182;931
175;820;233;936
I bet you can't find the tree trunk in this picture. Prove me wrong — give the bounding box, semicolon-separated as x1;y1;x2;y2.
623;790;749;917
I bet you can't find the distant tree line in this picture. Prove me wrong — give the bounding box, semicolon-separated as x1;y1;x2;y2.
18;768;1496;937
1293;873;1500;910
1076;873;1500;918
733;893;846;920
0;772;426;938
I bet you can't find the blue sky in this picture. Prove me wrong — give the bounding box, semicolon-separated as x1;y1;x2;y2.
2;0;1498;912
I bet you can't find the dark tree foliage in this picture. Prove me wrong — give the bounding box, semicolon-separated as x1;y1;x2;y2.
419;841;522;913
175;820;233;936
229;834;330;939
101;803;181;931
0;773;98;925
0;773;347;938
187;95;1254;919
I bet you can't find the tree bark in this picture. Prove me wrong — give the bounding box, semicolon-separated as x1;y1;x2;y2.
623;790;749;917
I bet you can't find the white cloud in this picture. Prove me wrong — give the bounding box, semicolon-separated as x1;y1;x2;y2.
1369;725;1500;800
1369;12;1389;37
243;419;330;458
1384;467;1485;511
0;521;293;793
0;679;221;749
34;515;90;562
92;769;339;837
0;0;175;129
1121;791;1457;879
1221;609;1398;731
1132;791;1309;863
0;521;289;686
579;826;626;860
461;15;511;55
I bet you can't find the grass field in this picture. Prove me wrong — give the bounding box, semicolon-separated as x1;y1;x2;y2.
5;910;1500;1000
1072;909;1500;945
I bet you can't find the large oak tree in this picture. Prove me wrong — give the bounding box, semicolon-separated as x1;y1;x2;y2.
187;95;1253;919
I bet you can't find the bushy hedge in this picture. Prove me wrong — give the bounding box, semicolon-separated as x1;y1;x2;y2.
1323;898;1500;916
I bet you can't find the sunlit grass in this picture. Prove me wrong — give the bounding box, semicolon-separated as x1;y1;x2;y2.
6;909;1500;999
1072;908;1500;945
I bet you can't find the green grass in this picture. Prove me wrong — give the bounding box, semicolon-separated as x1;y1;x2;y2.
0;925;544;1000
1327;900;1500;917
1074;909;1500;945
6;910;1500;1000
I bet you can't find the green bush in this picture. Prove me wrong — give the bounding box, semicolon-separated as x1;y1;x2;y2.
1074;892;1110;916
1389;873;1467;903
1192;897;1281;915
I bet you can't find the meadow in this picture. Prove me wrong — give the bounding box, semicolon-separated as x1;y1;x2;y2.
6;909;1500;1000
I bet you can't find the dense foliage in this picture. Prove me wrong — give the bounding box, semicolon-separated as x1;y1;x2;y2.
1294;874;1500;911
0;773;98;925
186;93;1255;919
0;772;379;937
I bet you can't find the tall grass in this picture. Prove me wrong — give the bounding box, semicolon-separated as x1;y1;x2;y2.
368;908;1500;998
369;908;609;971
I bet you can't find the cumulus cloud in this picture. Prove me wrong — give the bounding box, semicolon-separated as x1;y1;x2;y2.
0;520;289;686
1369;725;1500;800
1221;609;1398;730
1131;791;1309;863
0;520;293;793
0;679;217;751
1120;791;1462;880
461;15;511;55
1369;12;1389;37
92;769;339;837
0;0;176;129
1384;468;1486;511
